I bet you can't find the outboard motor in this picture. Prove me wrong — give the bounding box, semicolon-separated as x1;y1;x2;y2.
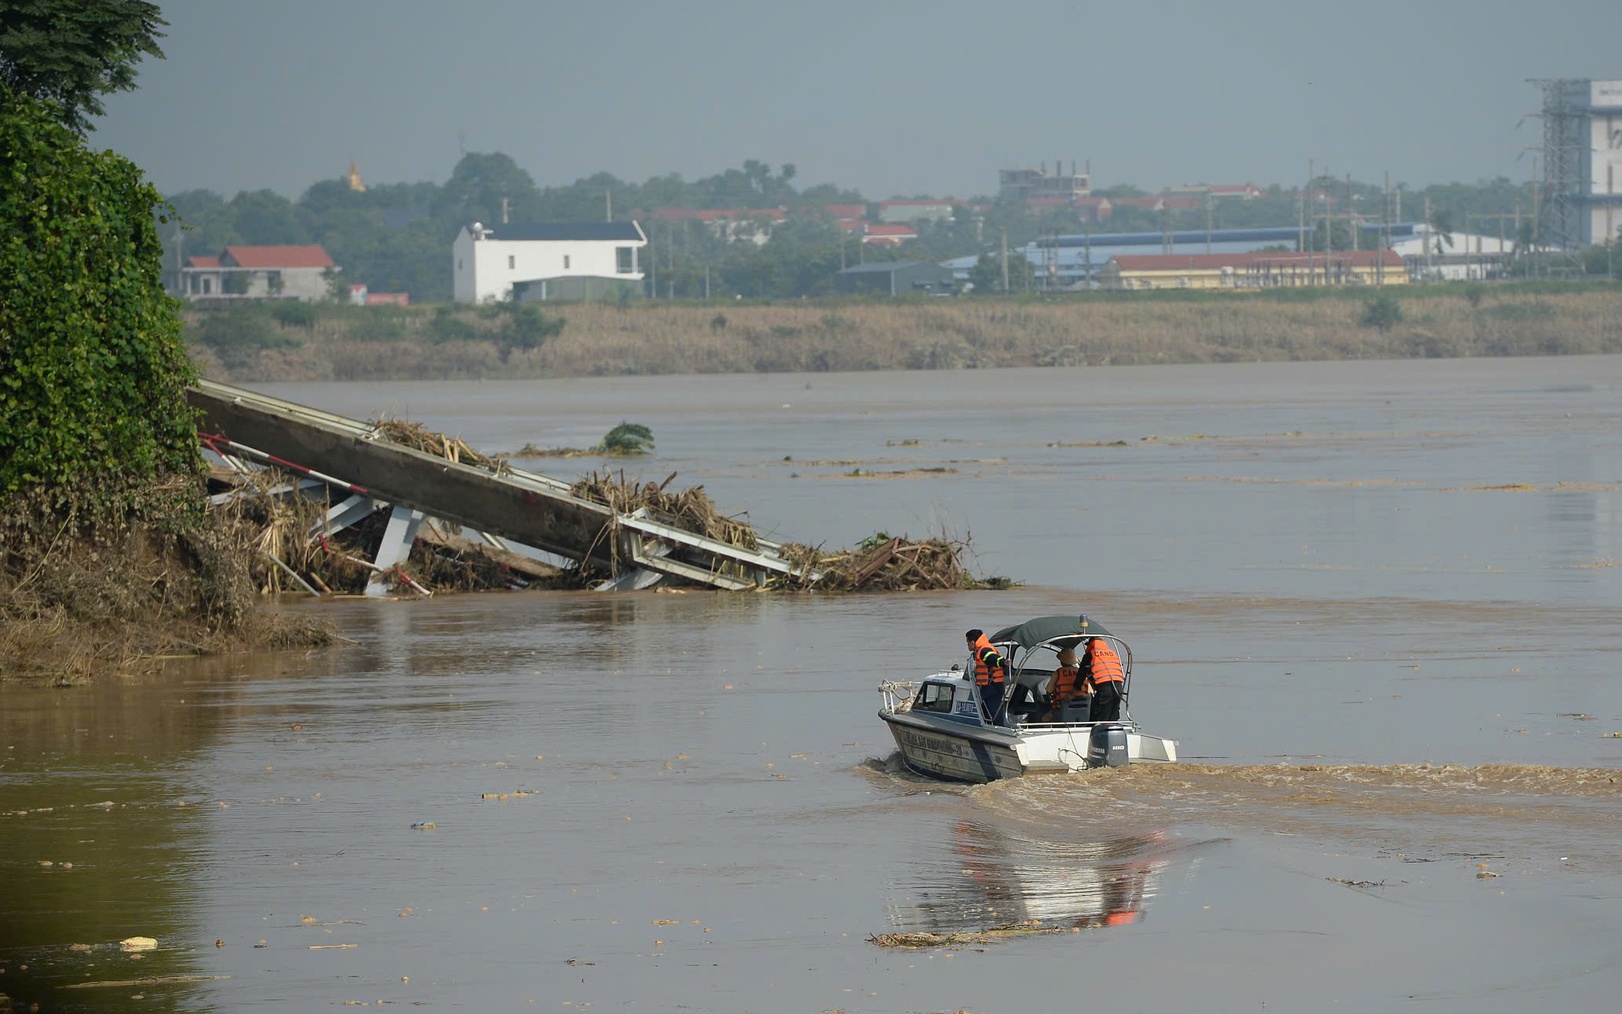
1087;723;1130;768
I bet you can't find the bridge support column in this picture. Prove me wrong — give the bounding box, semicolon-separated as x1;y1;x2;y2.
366;505;427;597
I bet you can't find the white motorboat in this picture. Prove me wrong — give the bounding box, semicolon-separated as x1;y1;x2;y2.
878;614;1178;783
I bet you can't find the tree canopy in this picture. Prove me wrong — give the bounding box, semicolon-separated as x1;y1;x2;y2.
0;86;199;509
0;0;166;134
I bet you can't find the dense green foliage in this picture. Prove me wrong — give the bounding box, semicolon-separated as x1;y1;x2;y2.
596;422;654;455
0;87;201;509
0;0;166;134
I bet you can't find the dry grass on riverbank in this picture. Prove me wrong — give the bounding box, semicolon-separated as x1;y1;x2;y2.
188;286;1622;383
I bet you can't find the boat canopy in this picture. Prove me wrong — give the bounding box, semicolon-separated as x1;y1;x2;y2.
989;614;1114;652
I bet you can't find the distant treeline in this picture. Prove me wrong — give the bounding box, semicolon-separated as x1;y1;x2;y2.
161;154;1588;303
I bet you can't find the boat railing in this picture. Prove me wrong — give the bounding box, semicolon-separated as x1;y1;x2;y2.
878;680;917;713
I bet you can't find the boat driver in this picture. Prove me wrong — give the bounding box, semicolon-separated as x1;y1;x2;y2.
965;629;1009;726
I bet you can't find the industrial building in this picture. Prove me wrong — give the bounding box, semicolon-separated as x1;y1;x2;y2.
1097;250;1407;290
945;224;1421;289
834;261;956;296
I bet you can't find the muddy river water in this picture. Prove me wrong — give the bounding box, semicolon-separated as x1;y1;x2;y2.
3;355;1621;1012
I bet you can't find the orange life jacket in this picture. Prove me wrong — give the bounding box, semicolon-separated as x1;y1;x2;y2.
1083;638;1124;688
970;634;1006;686
1049;664;1083;704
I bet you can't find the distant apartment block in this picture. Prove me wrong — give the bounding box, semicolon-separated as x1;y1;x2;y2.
999;162;1090;204
181;245;337;301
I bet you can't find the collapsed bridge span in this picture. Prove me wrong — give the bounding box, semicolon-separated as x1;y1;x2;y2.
187;378;806;594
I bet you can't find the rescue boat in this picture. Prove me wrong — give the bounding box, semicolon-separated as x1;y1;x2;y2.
878;614;1178;783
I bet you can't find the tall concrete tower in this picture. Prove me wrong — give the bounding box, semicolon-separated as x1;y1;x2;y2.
1534;78;1622;248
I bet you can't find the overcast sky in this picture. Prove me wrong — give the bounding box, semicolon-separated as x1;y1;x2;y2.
94;0;1619;202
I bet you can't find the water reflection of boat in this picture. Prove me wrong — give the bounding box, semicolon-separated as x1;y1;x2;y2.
886;819;1173;933
878;614;1178;783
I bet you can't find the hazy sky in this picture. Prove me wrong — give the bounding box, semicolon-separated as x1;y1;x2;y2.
95;0;1619;202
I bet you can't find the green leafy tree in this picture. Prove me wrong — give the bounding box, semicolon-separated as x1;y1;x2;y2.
968;252;1034;294
434;151;540;229
229;188;308;245
0;87;200;506
0;0;166;134
493;302;564;362
1360;294;1403;333
596;422;654;455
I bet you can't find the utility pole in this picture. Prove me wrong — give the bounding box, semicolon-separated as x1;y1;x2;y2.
1000;229;1009;294
1424;194;1433;279
1347;173;1356;253
605;188;612;222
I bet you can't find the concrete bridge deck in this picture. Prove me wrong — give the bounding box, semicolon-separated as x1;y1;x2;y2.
187;378;808;594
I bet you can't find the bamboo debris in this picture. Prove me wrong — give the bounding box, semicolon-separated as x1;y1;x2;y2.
569;469;759;551
773;534;985;591
372;418;508;474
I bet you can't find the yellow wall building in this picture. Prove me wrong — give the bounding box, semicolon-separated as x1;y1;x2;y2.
1099;250;1409;290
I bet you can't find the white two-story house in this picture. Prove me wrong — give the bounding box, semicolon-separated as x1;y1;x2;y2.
452;221;647;302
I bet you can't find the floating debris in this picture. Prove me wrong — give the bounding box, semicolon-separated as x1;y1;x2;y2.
868;922;1064;948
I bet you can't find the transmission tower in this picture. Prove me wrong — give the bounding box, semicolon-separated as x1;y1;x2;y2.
1529;79;1586;253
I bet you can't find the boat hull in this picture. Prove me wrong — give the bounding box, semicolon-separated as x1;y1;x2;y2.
882;713;1027;782
881;712;1178;784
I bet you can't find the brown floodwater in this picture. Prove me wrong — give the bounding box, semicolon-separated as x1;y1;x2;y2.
3;355;1621;1012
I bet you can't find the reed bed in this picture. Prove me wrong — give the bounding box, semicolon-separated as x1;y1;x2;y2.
192;288;1622;383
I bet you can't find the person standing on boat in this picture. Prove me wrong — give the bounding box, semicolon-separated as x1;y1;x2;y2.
965;629;1009;725
1082;636;1125;722
1043;646;1087;721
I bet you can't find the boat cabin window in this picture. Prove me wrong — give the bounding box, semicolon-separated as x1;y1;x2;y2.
915;682;956;714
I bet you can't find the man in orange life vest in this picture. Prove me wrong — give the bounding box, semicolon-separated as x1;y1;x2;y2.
964;629;1008;725
1042;646;1087;721
1082;635;1125;722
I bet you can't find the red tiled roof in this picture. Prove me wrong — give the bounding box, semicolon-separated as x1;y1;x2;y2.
649;207;787;223
221;245;335;269
1109;196;1201;211
186;255;221;268
824;204;866;219
864;224;916;237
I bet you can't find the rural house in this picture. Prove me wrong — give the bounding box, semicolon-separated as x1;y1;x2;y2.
180;245;337;301
452;222;647;302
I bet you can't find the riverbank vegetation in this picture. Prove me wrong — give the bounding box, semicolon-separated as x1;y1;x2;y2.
186;282;1622;383
1;40;330;684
